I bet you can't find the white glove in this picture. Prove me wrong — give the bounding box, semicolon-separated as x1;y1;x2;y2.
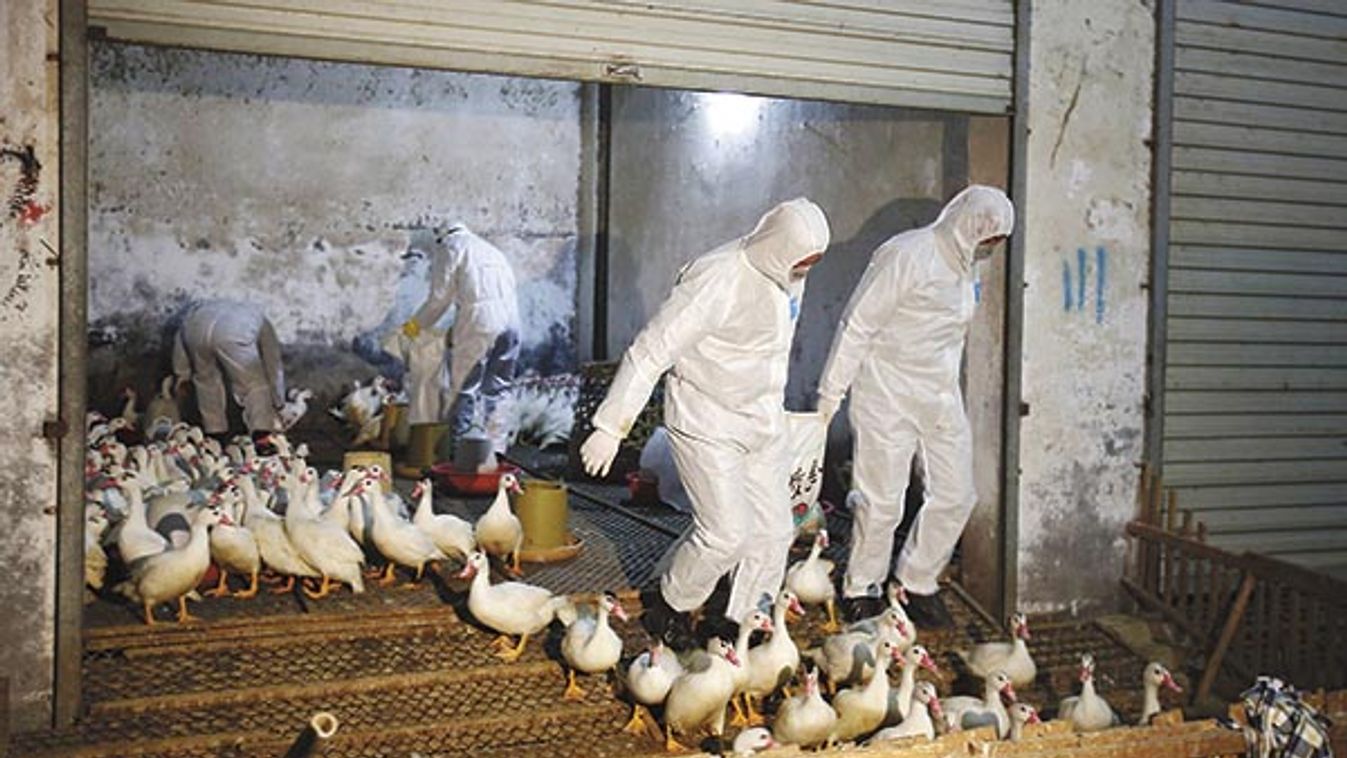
580;428;622;478
817;395;840;425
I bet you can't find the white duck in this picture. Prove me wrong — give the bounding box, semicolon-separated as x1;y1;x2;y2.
363;474;445;585
731;727;777;756
772;665;837;749
943;669;1017;738
729;609;776;726
115;476;170;564
831;637;901;743
960;612;1036;687
847;584;916;653
785;529;839;632
1008;702;1042;741
411;478;475;560
85;506;109;596
663;637;740;753
743;589;805;723
886;644;940;724
286;470;366;598
204;484;262;599
144;375;181;426
115;504;228;625
456;550;574;662
475;473;525;574
623;640;684;736
1139;661;1183;725
560;592;629;700
238;475;320;594
1058;653;1119;732
871;681;942;743
811;608;905;694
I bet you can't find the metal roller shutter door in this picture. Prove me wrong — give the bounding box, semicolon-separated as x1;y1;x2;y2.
86;0;1013;113
1162;0;1347;573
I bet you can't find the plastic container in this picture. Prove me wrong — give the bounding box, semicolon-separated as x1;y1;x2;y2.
404;423;449;469
343;451;392;492
515;480;569;551
431;461;520;496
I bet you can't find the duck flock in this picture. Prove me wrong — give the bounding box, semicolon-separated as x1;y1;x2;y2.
83;403;1184;755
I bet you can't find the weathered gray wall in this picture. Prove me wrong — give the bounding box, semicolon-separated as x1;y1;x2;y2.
88;42;582;418
1017;0;1154;614
607;88;978;412
0;0;60;730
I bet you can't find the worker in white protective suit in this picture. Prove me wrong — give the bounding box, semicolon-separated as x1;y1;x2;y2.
816;185;1014;629
579;198;831;646
400;225;521;455
172;300;286;447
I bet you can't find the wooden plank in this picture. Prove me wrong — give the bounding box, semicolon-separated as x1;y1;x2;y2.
1174;95;1347;135
1198;571;1257;701
1170;245;1347;275
1176;19;1347;65
1166;481;1347;509
1163;458;1347;487
1169;268;1347;298
1178;0;1347;40
1175;46;1347;88
1173;196;1347;229
1165;366;1347;391
1172;145;1347;182
1174;120;1347;160
1173;170;1347;206
1167;318;1347;344
1167;342;1347;368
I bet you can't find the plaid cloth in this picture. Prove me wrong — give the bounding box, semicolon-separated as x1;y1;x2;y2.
1238;677;1334;758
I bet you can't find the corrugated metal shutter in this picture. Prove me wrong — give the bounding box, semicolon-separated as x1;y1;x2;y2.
85;0;1013;114
1161;0;1347;572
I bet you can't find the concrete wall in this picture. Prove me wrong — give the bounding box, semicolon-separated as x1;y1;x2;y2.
1016;0;1155;614
0;0;61;730
607;87;985;412
87;42;582;420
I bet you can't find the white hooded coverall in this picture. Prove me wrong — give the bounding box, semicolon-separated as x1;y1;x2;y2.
172;300;286;434
817;185;1015;597
591;199;831;622
408;225;522;453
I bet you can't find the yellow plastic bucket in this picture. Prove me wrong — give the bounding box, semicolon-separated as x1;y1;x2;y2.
342;451;392;492
515;480;569;551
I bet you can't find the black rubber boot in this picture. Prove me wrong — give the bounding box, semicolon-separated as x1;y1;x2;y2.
841;595;885;624
905;591;956;629
252;430;278;457
641;590;695;651
697;615;740;648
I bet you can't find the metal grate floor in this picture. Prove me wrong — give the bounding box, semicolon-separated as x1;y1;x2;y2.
32;475;1172;757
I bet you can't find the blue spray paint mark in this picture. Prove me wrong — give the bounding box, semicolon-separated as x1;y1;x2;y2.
1095;246;1107;324
1076;247;1087;311
1062;261;1074;311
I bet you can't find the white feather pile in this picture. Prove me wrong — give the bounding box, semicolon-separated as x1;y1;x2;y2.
508;374;578;449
